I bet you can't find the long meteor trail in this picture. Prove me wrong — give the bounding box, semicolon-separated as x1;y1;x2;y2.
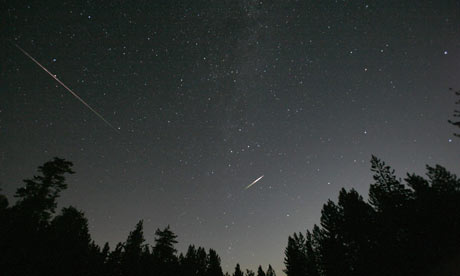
245;175;264;190
12;42;119;133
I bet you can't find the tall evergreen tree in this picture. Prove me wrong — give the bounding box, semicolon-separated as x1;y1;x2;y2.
368;156;413;275
48;206;93;276
106;242;124;276
233;263;244;276
257;265;266;276
206;249;224;276
180;245;200;276
266;265;276;276
336;188;376;274
0;189;8;211
196;247;208;275
448;88;460;137
284;156;460;275
1;158;74;276
284;233;308;276
14;157;74;225
316;199;353;276
153;226;179;276
304;231;320;276
121;220;145;276
368;155;411;212
89;242;110;276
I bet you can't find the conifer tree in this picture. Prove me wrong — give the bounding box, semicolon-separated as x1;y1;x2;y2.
284;233;308;276
448;88;460;137
266;265;276;276
49;206;92;275
122;220;145;276
180;245;199;276
153;226;179;276
368;155;410;212
368;156;413;275
1;158;74;276
304;231;319;276
0;190;8;211
206;249;224;276
196;247;208;275
106;242;124;276
257;265;266;276
233;263;244;276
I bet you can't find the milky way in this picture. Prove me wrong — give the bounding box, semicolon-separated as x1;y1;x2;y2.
1;1;460;274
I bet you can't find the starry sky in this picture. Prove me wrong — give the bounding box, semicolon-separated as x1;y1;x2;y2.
1;1;460;274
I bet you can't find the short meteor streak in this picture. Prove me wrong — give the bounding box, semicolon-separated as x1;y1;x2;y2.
245;175;264;190
12;42;119;133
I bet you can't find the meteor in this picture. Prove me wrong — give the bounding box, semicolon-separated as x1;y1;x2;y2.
245;175;264;190
12;42;119;133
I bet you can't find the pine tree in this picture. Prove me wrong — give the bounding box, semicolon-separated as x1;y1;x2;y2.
284;233;308;276
304;231;319;276
206;249;224;276
14;157;74;226
101;242;110;260
106;242;124;276
448;88;460;137
266;265;276;276
180;245;199;276
153;226;179;276
48;206;92;276
196;247;208;275
257;265;266;276
368;155;410;212
340;189;378;274
233;263;244;276
0;190;8;211
1;158;74;276
368;156;413;275
122;220;145;276
317;200;348;276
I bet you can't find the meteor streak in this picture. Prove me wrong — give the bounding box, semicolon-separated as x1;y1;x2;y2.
245;175;264;190
12;42;119;133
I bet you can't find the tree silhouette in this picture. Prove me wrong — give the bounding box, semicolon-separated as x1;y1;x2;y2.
285;156;460;275
266;265;276;276
106;242;124;276
368;156;414;275
0;189;8;210
48;206;93;276
368;155;410;212
233;263;244;276
448;88;460;137
0;157;74;276
14;157;74;225
206;249;225;276
0;158;229;276
304;231;320;276
153;225;179;276
284;233;308;276
257;265;266;276
121;220;145;276
179;245;207;276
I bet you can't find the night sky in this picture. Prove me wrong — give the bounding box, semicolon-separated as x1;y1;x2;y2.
1;1;460;274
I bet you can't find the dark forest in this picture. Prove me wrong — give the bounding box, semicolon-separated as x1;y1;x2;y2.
2;151;460;275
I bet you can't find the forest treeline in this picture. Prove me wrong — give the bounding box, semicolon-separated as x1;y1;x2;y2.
0;158;275;276
1;154;460;275
284;156;460;276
